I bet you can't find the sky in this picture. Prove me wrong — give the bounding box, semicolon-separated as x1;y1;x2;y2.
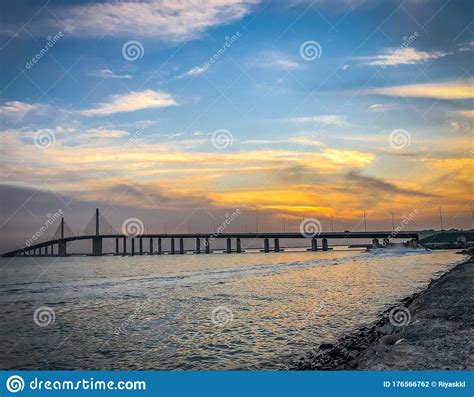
0;0;473;251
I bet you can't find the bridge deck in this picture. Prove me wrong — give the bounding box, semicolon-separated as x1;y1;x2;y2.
2;231;421;257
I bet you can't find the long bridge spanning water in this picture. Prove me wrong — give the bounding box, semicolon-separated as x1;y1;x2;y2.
2;208;428;257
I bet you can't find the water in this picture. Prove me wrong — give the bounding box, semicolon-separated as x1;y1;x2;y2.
0;249;463;370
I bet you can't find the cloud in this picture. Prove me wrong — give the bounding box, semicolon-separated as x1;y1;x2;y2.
4;125;130;146
454;109;474;119
272;59;299;70
0;101;47;118
458;41;474;52
347;171;438;198
178;66;209;78
286;115;348;126
359;47;449;66
256;51;300;70
46;0;257;41
359;79;474;100
241;137;324;146
79;128;129;139
369;104;393;112
80;89;178;117
89;69;132;79
241;139;289;145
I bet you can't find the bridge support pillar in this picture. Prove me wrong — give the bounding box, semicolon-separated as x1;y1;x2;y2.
92;237;103;256
196;238;201;254
322;238;328;251
139;238;143;255
372;238;380;248
58;240;67;256
149;238;153;255
226;237;231;253
115;238;119;255
383;238;389;246
158;237;162;255
123;237;127;255
170;238;175;254
179;237;184;254
205;237;210;254
50;245;53;255
237;237;242;253
311;238;318;251
131;238;135;256
264;238;269;253
274;238;280;252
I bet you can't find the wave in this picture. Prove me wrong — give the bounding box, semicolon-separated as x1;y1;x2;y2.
0;249;440;304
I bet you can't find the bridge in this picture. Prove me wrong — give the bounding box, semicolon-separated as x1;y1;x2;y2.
1;208;425;257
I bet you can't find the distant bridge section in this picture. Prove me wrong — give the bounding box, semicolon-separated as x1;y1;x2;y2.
3;208;467;258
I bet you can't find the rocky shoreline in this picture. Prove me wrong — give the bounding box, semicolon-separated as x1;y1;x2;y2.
291;249;474;370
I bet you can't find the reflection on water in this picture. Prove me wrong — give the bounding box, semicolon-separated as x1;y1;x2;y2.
0;249;462;369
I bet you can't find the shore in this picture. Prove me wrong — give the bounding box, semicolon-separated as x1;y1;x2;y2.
292;250;473;370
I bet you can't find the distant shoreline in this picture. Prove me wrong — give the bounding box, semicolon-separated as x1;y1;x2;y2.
291;250;473;370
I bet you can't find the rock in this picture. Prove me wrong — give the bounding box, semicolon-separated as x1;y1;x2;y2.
319;343;334;350
376;323;396;335
381;335;399;345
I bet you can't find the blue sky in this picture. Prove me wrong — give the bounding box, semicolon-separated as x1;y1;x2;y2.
0;0;473;248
